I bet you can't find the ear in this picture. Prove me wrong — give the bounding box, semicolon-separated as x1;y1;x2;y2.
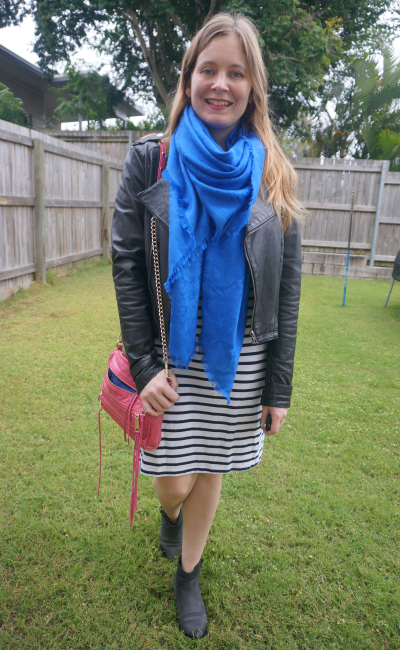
185;85;191;98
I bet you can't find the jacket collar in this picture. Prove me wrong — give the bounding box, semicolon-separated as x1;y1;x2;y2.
137;178;276;233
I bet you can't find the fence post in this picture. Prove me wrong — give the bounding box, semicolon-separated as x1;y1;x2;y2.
33;138;46;283
369;160;389;267
101;161;110;259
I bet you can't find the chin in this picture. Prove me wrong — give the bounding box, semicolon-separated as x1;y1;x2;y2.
203;115;234;128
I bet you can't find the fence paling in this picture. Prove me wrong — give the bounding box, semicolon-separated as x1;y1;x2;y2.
33;138;46;283
369;161;389;267
102;162;110;260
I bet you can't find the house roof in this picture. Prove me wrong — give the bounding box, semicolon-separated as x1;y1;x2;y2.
0;44;143;127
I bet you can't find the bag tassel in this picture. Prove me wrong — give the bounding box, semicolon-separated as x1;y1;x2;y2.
97;404;102;497
130;432;141;525
98;390;142;524
123;393;143;525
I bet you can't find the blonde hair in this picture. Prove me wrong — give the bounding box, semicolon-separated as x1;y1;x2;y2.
165;12;302;231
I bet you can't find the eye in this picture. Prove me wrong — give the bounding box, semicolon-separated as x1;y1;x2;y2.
231;71;244;78
201;68;213;75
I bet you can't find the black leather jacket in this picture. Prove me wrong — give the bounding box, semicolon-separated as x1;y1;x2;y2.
112;134;302;408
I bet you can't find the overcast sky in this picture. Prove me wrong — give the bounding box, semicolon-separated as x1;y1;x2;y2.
0;15;106;70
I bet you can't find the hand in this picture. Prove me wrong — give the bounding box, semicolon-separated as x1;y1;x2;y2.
140;369;180;417
261;405;287;436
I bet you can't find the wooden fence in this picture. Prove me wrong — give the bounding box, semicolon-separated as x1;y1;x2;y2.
295;157;399;279
0;120;123;301
1;122;399;300
51;131;399;279
47;129;148;164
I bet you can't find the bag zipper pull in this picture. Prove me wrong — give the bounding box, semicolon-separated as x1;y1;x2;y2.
164;365;172;385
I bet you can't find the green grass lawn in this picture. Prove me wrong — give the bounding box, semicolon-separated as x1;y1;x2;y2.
0;262;399;650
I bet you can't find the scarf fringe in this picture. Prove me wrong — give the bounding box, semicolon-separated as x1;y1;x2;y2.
164;236;209;295
170;340;232;404
169;344;198;371
163;170;194;239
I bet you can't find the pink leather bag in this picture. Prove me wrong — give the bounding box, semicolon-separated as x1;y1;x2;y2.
97;140;168;524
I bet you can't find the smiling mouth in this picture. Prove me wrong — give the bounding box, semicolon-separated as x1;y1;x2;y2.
205;99;232;106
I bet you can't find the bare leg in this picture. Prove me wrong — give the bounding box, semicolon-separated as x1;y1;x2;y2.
152;474;197;524
181;473;222;573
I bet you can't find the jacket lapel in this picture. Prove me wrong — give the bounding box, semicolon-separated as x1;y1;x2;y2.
137;178;169;228
137;179;276;232
245;189;277;234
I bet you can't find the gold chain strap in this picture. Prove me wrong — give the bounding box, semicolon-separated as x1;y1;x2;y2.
150;214;170;382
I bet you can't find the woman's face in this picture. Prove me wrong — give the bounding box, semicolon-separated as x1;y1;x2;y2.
186;33;252;149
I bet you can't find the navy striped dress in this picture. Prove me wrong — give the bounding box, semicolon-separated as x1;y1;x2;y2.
140;287;268;476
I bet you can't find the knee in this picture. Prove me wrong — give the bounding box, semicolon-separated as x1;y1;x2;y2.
153;476;195;504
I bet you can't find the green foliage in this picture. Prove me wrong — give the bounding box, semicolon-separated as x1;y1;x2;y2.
0;82;29;126
134;104;168;132
1;0;397;127
303;43;400;169
54;62;124;129
0;267;399;648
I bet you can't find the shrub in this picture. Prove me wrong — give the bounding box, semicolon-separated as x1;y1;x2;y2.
0;83;29;127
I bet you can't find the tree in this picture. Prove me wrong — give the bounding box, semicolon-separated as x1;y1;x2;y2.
303;44;400;170
0;0;398;126
0;83;29;126
54;62;125;128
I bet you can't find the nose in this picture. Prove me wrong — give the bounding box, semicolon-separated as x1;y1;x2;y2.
210;71;229;92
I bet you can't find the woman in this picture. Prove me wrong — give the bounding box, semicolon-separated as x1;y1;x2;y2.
112;12;302;639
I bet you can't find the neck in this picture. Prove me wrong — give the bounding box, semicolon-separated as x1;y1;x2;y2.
207;123;239;151
208;127;227;151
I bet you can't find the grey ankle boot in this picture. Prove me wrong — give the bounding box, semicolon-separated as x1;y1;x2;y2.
173;556;207;639
159;507;183;558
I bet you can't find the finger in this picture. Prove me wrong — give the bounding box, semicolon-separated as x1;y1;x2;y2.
143;383;178;409
141;399;163;418
149;371;179;401
260;406;269;424
147;395;168;414
260;410;271;433
268;414;280;435
162;382;180;403
267;413;285;436
148;388;177;410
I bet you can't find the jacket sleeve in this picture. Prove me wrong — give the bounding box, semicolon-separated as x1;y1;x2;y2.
261;219;302;408
111;145;164;394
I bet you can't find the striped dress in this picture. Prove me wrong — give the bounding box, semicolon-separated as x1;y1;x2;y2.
140;287;268;476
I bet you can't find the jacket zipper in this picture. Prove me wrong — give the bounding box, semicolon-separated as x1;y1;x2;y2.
244;217;275;344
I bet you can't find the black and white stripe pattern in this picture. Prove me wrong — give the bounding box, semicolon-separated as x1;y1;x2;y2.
140;288;267;476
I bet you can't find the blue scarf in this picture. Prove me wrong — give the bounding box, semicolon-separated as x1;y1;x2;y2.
163;106;266;402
